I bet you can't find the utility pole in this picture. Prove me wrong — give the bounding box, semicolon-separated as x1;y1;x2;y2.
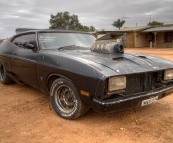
122;11;130;20
122;16;130;20
146;14;151;23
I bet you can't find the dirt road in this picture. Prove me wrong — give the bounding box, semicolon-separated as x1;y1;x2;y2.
1;48;173;143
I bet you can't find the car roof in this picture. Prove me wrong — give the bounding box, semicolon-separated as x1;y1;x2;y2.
15;28;92;35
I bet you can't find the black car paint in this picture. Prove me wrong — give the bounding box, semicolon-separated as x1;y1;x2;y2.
93;84;173;113
0;30;173;112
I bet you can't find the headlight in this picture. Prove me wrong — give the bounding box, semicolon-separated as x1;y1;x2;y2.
164;69;173;80
108;76;126;92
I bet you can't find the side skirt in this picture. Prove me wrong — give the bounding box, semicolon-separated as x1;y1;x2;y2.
6;73;24;85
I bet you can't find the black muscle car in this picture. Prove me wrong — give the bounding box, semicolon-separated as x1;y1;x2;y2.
0;29;173;119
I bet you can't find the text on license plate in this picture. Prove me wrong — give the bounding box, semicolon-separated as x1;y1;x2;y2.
141;96;159;106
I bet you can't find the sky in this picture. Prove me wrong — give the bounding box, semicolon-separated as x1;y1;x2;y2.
0;0;173;39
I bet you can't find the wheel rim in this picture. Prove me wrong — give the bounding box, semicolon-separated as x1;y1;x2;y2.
0;64;4;80
55;85;77;114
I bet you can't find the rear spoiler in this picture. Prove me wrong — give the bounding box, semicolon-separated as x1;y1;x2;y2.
15;28;40;34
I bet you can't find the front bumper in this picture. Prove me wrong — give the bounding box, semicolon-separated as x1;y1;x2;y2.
92;84;173;113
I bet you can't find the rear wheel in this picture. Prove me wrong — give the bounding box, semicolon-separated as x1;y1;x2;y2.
0;63;14;84
50;78;89;119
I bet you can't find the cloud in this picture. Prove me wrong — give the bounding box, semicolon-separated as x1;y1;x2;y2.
0;0;173;38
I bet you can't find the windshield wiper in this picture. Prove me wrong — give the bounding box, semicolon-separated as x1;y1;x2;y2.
58;45;75;50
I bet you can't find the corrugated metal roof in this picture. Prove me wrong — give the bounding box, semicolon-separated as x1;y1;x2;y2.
142;26;173;32
100;26;151;33
119;26;151;31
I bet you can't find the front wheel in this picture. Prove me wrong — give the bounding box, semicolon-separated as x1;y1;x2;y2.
50;78;89;119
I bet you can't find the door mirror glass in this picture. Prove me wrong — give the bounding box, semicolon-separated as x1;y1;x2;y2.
26;43;35;49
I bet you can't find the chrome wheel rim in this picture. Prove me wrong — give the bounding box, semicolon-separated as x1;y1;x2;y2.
55;85;76;113
0;64;4;80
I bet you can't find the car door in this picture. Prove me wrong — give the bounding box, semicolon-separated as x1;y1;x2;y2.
11;33;39;89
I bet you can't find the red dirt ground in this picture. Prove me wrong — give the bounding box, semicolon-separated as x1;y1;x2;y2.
0;48;173;143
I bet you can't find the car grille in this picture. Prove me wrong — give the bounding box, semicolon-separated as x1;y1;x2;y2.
124;71;163;95
125;74;142;95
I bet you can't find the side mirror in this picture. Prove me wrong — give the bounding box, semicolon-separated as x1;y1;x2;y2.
26;43;35;50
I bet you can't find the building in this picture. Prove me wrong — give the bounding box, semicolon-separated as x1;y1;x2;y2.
98;24;173;48
142;25;173;48
117;26;151;48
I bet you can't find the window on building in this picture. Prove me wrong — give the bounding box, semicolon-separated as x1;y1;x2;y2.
165;32;172;42
145;33;154;41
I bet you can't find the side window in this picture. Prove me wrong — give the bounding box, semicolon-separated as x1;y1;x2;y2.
165;32;172;42
12;36;22;47
21;34;36;48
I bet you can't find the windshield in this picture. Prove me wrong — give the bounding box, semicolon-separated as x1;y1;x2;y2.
38;32;96;49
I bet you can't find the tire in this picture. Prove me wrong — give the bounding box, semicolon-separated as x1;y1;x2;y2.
0;63;14;84
50;78;89;119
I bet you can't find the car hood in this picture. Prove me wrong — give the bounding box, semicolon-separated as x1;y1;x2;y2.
55;49;173;75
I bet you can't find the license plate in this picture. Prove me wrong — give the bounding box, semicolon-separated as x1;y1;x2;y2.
141;96;159;106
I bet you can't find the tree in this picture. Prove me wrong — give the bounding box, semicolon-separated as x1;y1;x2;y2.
82;26;90;32
89;26;96;32
112;19;125;30
147;21;164;26
49;11;96;32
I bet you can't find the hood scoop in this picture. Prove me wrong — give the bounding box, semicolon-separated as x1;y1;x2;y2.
112;57;124;61
138;56;147;59
91;33;124;54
